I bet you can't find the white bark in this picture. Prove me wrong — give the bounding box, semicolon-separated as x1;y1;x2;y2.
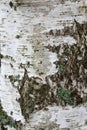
0;0;87;129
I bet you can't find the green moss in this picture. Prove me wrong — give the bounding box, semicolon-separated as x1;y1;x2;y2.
57;87;74;105
0;101;16;129
9;74;21;87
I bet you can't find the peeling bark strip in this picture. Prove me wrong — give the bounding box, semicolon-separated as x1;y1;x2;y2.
19;69;57;120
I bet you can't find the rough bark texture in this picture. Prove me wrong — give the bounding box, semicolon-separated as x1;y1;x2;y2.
0;0;87;130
